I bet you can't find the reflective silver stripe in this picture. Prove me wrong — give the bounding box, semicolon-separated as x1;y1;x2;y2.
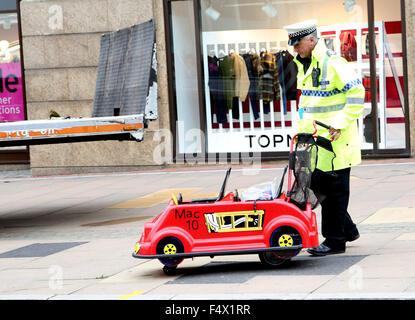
303;103;345;113
320;54;330;90
346;97;365;105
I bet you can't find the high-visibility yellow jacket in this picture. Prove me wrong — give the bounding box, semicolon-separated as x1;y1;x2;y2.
294;39;365;172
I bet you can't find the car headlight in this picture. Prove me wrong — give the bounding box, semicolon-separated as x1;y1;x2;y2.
134;242;140;254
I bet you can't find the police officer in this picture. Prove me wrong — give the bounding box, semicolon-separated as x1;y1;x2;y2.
284;19;364;255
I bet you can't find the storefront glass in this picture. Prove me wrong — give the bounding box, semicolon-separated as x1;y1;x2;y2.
200;0;370;153
371;0;407;150
0;12;25;122
0;0;17;11
0;2;29;165
168;0;409;157
170;0;203;154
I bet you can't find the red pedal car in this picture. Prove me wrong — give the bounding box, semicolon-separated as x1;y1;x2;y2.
132;122;333;275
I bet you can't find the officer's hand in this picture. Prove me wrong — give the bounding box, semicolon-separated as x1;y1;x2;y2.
329;127;341;141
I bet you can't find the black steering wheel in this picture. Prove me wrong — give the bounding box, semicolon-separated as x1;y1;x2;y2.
234;189;239;201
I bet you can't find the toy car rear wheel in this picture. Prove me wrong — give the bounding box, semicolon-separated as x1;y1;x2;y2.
156;236;184;267
259;251;286;267
259;226;302;267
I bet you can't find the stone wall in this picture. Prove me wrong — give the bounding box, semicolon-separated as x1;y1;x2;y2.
20;0;171;175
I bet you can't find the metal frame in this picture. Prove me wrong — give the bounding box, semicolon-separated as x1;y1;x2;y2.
363;0;411;158
400;0;411;156
0;114;145;147
164;0;178;160
165;0;411;163
193;0;207;154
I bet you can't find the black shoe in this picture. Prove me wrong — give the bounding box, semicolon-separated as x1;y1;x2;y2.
307;243;345;256
346;232;360;242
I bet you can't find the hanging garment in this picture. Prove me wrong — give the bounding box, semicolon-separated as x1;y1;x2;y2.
363;75;371;103
261;75;274;114
242;53;259;119
259;51;280;103
232;52;250;103
218;55;235;110
362;75;379;103
251;53;262;108
324;38;335;51
282;51;298;101
363;75;381;145
208;56;228;124
232;96;240;120
340;31;357;62
276;50;299;114
275;52;286;114
250;52;262;78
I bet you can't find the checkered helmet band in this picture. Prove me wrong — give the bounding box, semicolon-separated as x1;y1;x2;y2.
288;26;317;45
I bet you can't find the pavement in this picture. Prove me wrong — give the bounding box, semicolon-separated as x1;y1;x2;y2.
0;159;415;302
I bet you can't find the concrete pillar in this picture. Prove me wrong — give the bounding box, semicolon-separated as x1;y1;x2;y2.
20;0;172;175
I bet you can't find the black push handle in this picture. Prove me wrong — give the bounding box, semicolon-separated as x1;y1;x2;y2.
315;120;331;130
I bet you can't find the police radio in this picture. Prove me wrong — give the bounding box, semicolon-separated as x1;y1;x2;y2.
312;62;321;87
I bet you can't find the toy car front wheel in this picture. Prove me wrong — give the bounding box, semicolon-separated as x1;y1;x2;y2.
163;265;178;275
156;236;184;267
259;226;302;267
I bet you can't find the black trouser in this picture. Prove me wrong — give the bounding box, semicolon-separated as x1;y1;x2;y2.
311;167;358;248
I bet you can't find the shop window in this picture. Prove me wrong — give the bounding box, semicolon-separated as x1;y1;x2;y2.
167;0;409;157
0;0;17;11
371;0;407;150
200;0;374;154
0;1;29;165
170;0;203;154
0;12;25;122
